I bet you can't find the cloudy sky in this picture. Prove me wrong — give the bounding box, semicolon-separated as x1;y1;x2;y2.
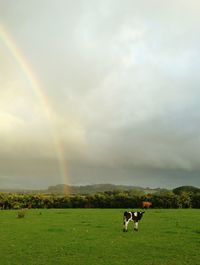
0;0;200;189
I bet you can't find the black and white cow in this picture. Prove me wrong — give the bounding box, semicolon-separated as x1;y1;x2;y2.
123;211;145;232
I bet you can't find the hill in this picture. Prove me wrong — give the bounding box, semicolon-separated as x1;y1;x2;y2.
0;184;159;195
1;184;199;195
173;185;200;195
46;183;160;194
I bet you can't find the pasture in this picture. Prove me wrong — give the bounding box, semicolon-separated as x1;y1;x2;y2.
0;209;199;265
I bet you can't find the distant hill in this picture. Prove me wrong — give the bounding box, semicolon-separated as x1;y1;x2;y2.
0;188;46;194
46;184;159;195
0;184;159;195
173;186;200;195
1;184;199;195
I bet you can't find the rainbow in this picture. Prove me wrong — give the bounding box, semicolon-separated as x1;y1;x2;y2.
0;24;70;193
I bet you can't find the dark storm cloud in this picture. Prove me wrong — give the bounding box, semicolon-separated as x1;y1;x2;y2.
0;0;200;188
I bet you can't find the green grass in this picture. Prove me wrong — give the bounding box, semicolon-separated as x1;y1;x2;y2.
0;209;199;265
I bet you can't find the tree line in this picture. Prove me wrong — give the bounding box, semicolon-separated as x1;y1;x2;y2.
0;186;200;209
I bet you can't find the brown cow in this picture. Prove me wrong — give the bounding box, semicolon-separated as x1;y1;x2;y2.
142;201;152;209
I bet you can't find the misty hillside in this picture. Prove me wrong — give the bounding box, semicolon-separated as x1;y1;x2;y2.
46;184;163;194
0;184;199;195
0;184;162;194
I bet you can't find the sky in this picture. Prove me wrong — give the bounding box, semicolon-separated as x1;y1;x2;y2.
0;0;200;189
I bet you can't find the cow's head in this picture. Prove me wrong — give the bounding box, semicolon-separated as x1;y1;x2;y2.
138;211;145;220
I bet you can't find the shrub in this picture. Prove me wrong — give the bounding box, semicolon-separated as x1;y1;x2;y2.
17;209;26;218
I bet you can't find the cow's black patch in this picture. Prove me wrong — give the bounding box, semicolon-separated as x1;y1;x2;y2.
124;211;144;222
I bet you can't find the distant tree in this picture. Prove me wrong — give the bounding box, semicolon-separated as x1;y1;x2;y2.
128;189;145;197
178;192;192;208
70;195;86;208
191;193;200;208
114;193;131;208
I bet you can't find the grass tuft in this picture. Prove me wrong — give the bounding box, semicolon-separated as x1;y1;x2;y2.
17;209;26;218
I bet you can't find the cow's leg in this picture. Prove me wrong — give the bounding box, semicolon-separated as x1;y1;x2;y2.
134;221;139;231
123;219;130;232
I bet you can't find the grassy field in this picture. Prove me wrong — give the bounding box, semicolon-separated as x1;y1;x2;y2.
0;209;199;265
